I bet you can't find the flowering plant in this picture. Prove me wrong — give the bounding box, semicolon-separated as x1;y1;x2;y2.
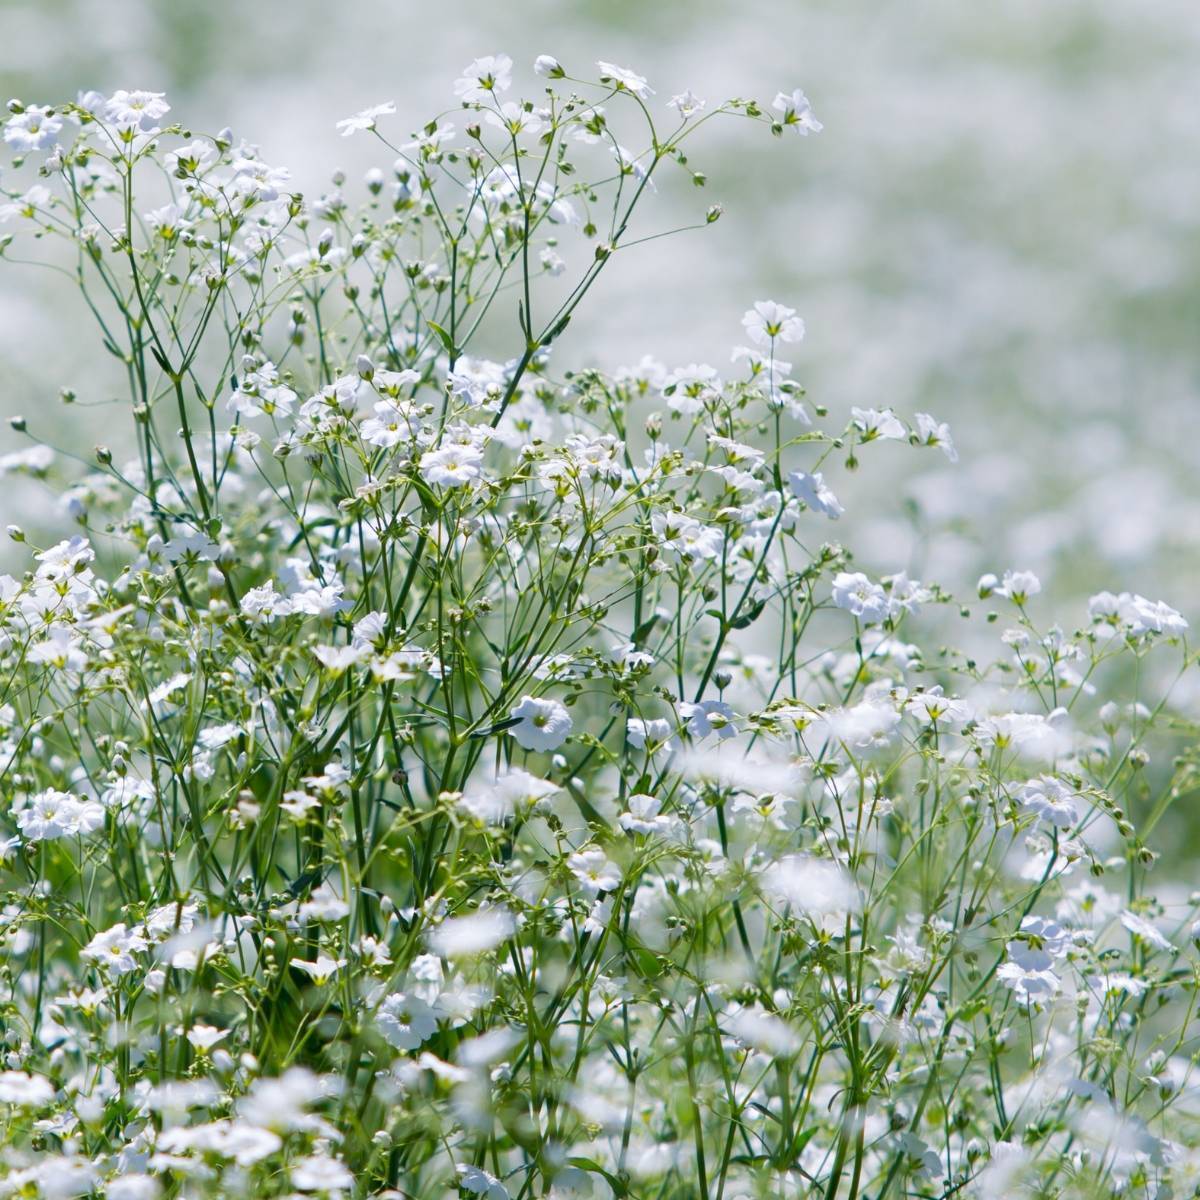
0;54;1197;1200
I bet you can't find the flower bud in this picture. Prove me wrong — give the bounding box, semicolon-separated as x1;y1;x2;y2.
95;445;112;465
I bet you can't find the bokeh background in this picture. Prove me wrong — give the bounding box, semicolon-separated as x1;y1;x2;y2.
3;0;1200;611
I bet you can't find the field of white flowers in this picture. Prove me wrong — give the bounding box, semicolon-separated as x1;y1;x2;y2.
1;15;1199;1200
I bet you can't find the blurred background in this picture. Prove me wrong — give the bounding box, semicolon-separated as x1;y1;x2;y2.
3;0;1200;612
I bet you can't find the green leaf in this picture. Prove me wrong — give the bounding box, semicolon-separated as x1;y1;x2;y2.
426;320;455;357
567;1158;627;1197
470;715;522;739
729;599;767;630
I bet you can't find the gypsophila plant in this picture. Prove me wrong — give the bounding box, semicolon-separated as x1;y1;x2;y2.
0;54;1198;1200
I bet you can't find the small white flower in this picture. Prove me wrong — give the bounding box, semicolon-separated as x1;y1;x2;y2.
420;444;484;488
765;855;860;918
291;1154;354;1193
742;300;805;346
289;955;345;985
4;105;63;152
508;695;573;751
772;88;823;134
458;1164;511;1199
378;992;439;1050
851;407;905;442
1020;776;1078;830
428;908;515;958
455;55;514;103
82;923;148;975
1120;910;1171;951
914;411;957;461
680;699;737;740
597;60;654;99
186;1024;227;1052
567;847;621;897
789;470;843;519
994;570;1041;604
0;1071;54;1106
831;572;889;623
335;101;395;137
668;89;706;118
104;89;171;132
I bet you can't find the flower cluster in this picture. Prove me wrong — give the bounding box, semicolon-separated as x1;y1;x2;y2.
0;55;1196;1200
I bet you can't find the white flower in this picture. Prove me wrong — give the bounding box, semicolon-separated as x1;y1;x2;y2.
821;700;901;749
914;411;957;462
1020;776;1078;830
240;581;293;621
789;470;843;519
1120;910;1171;951
4;106;63;152
508;695;572;751
458;1164;510;1199
568;847;621;897
534;55;563;78
460;767;559;825
16;789;102;841
668;90;706;118
231;157;291;201
313;643;370;673
994;570;1041;603
742;300;805;346
764;855;860;918
82;923;148;975
455;55;514;103
1088;591;1187;638
725;1003;801;1055
772;88;823;134
904;687;969;726
651;512;723;561
378;992;439;1050
997;945;1060;1003
104;89;170;132
680;699;736;740
486;102;545;136
662;362;720;413
186;1024;227;1052
626;717;676;752
420;444;484;487
289;955;345;985
106;1176;159;1200
884;571;929;616
428;908;515;957
597;61;654;99
851;407;905;442
898;1133;944;1178
831;572;889;623
291;1155;354;1193
0;1071;54;1106
335;101;395;137
619;793;674;835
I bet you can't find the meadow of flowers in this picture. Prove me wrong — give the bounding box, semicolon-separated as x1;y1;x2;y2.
0;51;1198;1200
